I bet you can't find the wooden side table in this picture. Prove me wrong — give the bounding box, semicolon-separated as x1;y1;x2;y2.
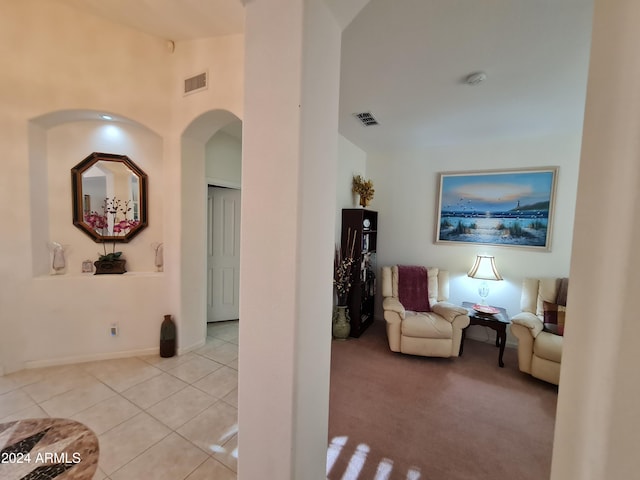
460;302;510;367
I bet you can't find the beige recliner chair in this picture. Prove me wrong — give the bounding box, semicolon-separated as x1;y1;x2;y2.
381;266;470;358
510;278;565;385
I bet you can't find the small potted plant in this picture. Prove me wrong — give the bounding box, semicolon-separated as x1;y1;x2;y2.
352;174;375;207
85;197;139;274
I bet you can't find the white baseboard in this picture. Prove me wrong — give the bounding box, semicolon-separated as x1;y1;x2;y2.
12;337;208;373
24;347;160;370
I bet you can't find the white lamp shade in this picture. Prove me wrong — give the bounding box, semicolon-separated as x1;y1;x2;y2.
467;255;503;281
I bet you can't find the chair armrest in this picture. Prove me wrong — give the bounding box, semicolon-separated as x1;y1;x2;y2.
383;297;405;319
431;302;469;324
511;312;544;338
382;297;403;352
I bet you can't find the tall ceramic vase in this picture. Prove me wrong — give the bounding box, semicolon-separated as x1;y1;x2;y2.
160;314;177;357
333;306;351;340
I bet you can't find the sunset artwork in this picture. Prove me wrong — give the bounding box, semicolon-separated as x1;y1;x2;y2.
436;168;557;249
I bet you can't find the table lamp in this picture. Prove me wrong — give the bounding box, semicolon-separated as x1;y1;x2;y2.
467;255;503;305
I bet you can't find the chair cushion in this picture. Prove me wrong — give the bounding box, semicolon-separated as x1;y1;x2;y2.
398;265;431;312
402;312;453;339
533;331;563;363
543;301;566;336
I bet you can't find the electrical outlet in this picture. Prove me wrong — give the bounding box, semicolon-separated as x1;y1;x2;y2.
110;323;119;337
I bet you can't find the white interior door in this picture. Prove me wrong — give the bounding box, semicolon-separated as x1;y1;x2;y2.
207;186;241;322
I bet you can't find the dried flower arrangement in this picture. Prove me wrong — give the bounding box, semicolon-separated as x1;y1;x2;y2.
352;175;375;207
334;228;358;305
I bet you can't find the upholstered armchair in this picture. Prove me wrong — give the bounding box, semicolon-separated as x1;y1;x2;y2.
510;278;566;385
381;266;470;358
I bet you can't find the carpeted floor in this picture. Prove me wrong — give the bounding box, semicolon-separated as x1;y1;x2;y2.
328;320;558;480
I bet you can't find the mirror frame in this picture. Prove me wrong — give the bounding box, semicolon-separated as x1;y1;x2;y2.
71;152;148;243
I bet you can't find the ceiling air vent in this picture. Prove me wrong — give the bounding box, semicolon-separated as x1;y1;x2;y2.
184;71;208;96
353;112;379;126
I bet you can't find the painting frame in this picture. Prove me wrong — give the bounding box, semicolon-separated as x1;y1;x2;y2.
435;167;558;251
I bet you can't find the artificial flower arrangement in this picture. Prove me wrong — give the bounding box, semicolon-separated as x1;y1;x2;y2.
334;228;358;305
352;174;375;207
84;197;139;261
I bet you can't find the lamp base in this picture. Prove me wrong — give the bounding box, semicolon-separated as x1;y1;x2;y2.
478;281;490;305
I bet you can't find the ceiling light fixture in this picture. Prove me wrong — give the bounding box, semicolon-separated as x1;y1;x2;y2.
100;114;113;120
465;71;487;86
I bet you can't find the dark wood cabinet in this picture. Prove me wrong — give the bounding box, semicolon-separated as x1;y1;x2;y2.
341;209;378;337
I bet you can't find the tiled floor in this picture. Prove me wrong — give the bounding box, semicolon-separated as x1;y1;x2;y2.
0;321;239;480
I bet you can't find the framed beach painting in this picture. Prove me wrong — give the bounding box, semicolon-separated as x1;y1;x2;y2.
435;167;558;250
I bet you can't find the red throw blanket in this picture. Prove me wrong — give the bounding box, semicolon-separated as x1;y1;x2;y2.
398;265;431;312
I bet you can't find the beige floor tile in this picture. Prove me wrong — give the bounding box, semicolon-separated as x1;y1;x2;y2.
0;389;36;418
139;352;199;372
40;380;116;418
0;375;18;395
196;342;238;365
212;330;239;342
0;404;49;423
211;433;238;472
98;412;171;474
208;325;239;343
185;457;236;480
177;402;238;455
166;356;224;384
72;395;141;436
121;372;187;409
206;321;238;335
110;433;208;480
4;369;46;388
146;386;216;430
221;388;238;408
21;370;97;403
227;358;239;371
193;367;238;399
92;467;108;480
4;364;82;388
199;337;227;350
85;358;163;392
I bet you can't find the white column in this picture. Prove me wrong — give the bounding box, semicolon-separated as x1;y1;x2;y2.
552;0;640;478
238;1;341;478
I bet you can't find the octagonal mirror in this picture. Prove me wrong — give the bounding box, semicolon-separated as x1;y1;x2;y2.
72;152;148;242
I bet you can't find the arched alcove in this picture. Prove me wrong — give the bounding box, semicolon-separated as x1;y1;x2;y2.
28;109;163;276
21;109;168;367
179;109;243;353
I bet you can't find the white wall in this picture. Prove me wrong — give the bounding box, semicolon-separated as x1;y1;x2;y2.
239;0;341;478
206;129;242;186
552;1;640;477
335;134;368;243
170;35;244;354
0;0;245;372
0;0;172;373
368;133;582;341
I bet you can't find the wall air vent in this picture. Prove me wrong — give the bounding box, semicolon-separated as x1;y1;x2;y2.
353;112;379;126
184;71;208;96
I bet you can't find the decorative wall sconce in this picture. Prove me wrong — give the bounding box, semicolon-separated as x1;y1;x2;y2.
48;242;67;275
152;242;164;272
